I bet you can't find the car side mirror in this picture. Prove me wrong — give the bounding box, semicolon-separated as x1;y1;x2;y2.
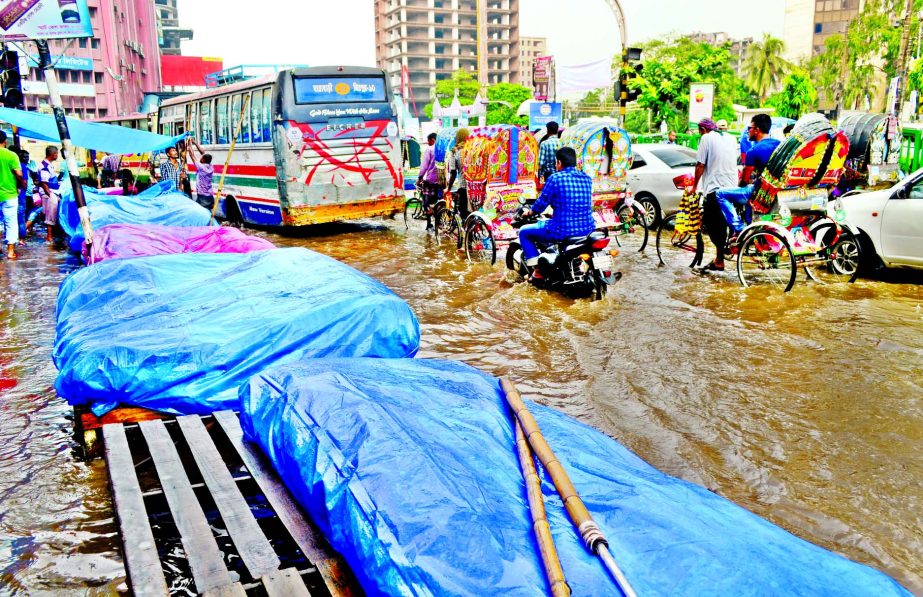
893;186;908;199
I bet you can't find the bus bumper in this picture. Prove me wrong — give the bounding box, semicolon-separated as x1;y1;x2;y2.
282;195;405;226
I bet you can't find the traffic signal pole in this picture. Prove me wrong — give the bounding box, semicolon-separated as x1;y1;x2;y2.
618;49;628;128
35;39;92;246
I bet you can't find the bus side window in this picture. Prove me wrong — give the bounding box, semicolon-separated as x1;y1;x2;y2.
240;93;253;143
250;89;263;143
231;94;242;143
261;89;272;141
199;100;213;145
217;96;229;144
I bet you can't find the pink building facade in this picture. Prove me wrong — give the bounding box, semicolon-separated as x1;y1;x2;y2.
22;0;162;119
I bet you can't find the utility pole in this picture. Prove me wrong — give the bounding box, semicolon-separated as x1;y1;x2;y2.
834;19;851;115
36;39;93;246
895;0;915;115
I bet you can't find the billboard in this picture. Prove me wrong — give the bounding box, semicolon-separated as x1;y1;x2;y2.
688;83;714;125
533;55;554;101
529;102;562;130
161;55;224;88
0;0;93;40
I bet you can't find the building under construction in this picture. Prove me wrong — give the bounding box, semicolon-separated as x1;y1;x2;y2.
374;0;521;110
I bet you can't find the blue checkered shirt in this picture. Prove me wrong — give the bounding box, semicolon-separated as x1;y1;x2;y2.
531;167;596;239
160;160;182;190
539;136;561;180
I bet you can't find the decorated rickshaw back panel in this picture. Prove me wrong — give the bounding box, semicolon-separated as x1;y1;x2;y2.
753;114;850;215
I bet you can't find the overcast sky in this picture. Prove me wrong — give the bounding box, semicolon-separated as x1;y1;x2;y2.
182;0;785;68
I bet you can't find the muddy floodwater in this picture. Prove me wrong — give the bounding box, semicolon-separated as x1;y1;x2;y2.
1;219;921;594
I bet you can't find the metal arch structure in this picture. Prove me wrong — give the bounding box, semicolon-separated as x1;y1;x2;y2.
603;0;628;50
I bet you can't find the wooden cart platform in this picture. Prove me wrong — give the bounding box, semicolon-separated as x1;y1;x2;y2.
101;409;360;596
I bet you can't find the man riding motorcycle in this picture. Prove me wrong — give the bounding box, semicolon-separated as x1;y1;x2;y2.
518;146;596;280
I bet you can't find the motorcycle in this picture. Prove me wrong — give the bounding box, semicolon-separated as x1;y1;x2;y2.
506;205;621;300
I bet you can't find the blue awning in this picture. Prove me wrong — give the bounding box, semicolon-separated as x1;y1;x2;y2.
0;107;185;153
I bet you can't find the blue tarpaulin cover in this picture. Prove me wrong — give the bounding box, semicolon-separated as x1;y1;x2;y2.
241;358;910;597
54;248;420;416
59;182;213;253
0;107;186;153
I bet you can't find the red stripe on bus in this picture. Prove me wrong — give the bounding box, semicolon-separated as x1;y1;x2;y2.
234;194;280;205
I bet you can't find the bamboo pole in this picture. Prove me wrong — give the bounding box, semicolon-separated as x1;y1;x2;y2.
213;94;251;218
515;420;570;597
501;377;638;597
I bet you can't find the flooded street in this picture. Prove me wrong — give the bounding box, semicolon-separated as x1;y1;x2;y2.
1;220;921;594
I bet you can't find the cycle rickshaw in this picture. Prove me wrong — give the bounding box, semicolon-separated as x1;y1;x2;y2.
437;124;539;264
560;119;649;252
657;114;863;292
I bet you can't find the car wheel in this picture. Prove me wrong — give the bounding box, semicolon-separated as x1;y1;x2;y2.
636;194;661;228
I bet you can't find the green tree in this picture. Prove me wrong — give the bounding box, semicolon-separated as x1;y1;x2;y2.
768;70;818;119
485;83;532;125
742;34;791;102
627;36;739;132
423;69;480;119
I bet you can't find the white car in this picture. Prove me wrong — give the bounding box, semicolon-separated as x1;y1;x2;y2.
628;143;698;227
839;171;923;270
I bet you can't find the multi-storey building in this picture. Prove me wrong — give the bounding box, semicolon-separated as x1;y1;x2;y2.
518;37;546;91
784;0;864;61
374;0;520;106
687;31;753;76
154;0;193;56
21;0;162;118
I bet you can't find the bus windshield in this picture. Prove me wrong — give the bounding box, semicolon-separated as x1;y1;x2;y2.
293;76;387;104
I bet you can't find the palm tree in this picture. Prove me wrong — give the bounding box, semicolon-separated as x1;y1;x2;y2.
743;34;792;104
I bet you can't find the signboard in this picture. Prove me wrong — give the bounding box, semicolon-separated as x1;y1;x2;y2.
533;55;553;101
23;79;94;97
293;76;387;104
0;0;93;40
25;53;92;70
688;83;714;125
529;102;562;130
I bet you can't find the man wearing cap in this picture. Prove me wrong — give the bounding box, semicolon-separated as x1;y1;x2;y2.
716;119;739;154
691;118;738;271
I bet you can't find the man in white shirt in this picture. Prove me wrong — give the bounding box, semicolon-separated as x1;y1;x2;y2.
691;118;738;271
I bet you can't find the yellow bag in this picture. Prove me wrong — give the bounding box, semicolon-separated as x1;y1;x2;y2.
675;190;702;234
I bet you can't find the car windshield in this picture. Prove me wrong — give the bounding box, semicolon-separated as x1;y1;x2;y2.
650;148;697;169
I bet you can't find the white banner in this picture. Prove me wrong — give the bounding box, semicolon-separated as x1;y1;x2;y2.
556;58;612;95
688;83;714;124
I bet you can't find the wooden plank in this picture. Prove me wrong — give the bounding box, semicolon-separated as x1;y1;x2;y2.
213;410;360;597
261;567;312;597
102;424;169;597
139;419;232;593
176;415;281;579
201;582;248;597
78;404;171;432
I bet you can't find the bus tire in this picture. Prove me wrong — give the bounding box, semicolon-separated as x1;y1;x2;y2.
225;196;244;228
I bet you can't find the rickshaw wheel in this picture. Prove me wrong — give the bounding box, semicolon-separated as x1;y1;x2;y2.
615;204;649;252
803;223;862;284
403;198;424;230
656;213;698;266
435;206;463;249
464;217;497;265
736;228;797;292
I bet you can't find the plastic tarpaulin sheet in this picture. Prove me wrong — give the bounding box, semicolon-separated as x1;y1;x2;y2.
0;107;186;153
54;248;420;416
58;182;213;253
84;224;275;264
242;358;910;597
